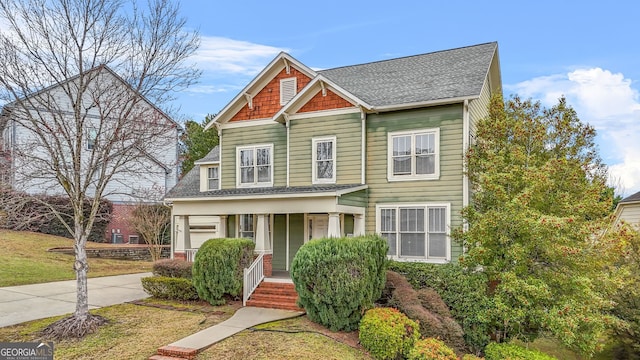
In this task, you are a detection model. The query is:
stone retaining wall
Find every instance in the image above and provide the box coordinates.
[49,245,170,261]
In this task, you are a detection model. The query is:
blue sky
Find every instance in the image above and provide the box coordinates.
[174,1,640,197]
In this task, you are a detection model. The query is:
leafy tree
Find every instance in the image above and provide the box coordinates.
[454,94,626,355]
[0,0,199,339]
[180,114,219,176]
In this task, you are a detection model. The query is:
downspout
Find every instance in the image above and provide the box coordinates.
[284,113,290,187]
[462,100,470,233]
[215,122,222,187]
[360,108,366,184]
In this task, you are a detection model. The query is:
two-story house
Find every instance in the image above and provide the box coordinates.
[166,42,501,277]
[1,65,179,243]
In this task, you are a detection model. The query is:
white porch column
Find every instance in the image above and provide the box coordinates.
[255,214,271,254]
[353,214,365,236]
[218,215,228,238]
[328,212,341,238]
[177,215,191,250]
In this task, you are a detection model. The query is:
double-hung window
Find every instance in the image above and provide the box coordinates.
[87,127,98,150]
[239,214,254,239]
[237,144,273,187]
[312,136,336,184]
[207,166,219,190]
[377,203,450,262]
[388,128,439,181]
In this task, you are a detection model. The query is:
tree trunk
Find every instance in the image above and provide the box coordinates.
[73,228,89,319]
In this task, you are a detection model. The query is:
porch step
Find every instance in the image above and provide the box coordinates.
[246,281,303,311]
[151,345,198,360]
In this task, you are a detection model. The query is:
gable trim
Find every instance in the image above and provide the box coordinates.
[220,118,278,129]
[287,107,360,120]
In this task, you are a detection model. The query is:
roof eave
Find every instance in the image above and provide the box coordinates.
[369,95,479,113]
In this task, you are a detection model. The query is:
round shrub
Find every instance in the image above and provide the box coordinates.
[192,238,255,305]
[359,307,420,360]
[484,342,558,360]
[408,338,457,360]
[290,235,388,331]
[141,276,199,300]
[153,259,193,278]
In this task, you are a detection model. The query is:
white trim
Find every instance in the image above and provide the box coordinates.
[361,109,366,184]
[387,128,440,182]
[312,136,337,184]
[286,213,290,271]
[166,185,369,202]
[462,99,470,212]
[236,143,274,188]
[371,95,477,113]
[220,118,277,129]
[375,202,451,263]
[286,117,290,187]
[206,165,220,191]
[280,77,297,105]
[287,107,360,120]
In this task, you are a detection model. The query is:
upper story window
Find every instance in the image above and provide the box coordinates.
[280,78,297,105]
[87,127,97,150]
[312,136,336,184]
[377,203,450,263]
[387,128,439,181]
[237,144,273,187]
[207,166,219,190]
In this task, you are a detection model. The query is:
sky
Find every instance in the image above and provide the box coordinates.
[173,1,639,197]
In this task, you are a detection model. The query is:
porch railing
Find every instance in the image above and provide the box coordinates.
[243,253,265,306]
[185,248,198,262]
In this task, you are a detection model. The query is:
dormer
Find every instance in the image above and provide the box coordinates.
[195,146,220,192]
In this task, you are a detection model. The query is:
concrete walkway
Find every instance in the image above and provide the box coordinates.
[156,307,304,358]
[0,272,151,327]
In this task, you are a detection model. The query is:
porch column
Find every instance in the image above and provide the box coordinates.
[354,214,365,236]
[255,214,271,254]
[328,212,341,238]
[177,215,191,250]
[218,215,228,238]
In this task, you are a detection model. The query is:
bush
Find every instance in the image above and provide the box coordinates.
[153,259,193,279]
[389,261,493,353]
[290,235,387,331]
[384,270,466,353]
[484,343,558,360]
[0,189,112,242]
[408,338,457,360]
[461,355,484,360]
[141,276,199,301]
[192,238,254,306]
[359,307,420,360]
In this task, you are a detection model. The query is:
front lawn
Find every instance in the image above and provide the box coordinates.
[0,230,152,286]
[0,299,371,359]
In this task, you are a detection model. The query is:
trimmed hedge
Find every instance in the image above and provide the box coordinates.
[408,338,458,360]
[388,261,493,353]
[192,238,254,306]
[0,189,112,242]
[153,259,193,279]
[484,343,558,360]
[359,307,420,360]
[141,276,199,301]
[290,235,388,331]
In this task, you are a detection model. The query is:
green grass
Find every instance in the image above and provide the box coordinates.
[0,300,371,360]
[0,230,152,286]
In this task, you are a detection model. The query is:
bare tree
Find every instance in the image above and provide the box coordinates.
[129,187,171,262]
[0,0,199,338]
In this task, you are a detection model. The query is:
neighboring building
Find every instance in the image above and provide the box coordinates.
[0,66,179,243]
[165,42,502,273]
[614,191,640,230]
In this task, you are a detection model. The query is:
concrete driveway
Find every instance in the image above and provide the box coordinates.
[0,272,151,327]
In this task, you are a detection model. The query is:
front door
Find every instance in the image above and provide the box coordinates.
[308,214,329,241]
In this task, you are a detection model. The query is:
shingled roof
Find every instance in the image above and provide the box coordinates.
[319,42,497,108]
[620,191,640,204]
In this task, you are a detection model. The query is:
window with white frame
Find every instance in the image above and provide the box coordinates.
[207,166,219,190]
[280,78,297,105]
[237,144,273,187]
[377,203,450,262]
[87,127,97,150]
[239,214,254,239]
[388,128,439,181]
[312,136,336,183]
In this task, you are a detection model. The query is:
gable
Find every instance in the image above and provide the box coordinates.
[230,67,312,122]
[298,88,354,113]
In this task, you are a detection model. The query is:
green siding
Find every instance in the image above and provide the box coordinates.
[365,105,465,260]
[272,214,287,270]
[288,214,305,268]
[469,77,491,137]
[338,189,368,207]
[289,112,362,186]
[221,123,287,189]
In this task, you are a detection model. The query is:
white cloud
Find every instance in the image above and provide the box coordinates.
[508,68,640,197]
[190,36,287,75]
